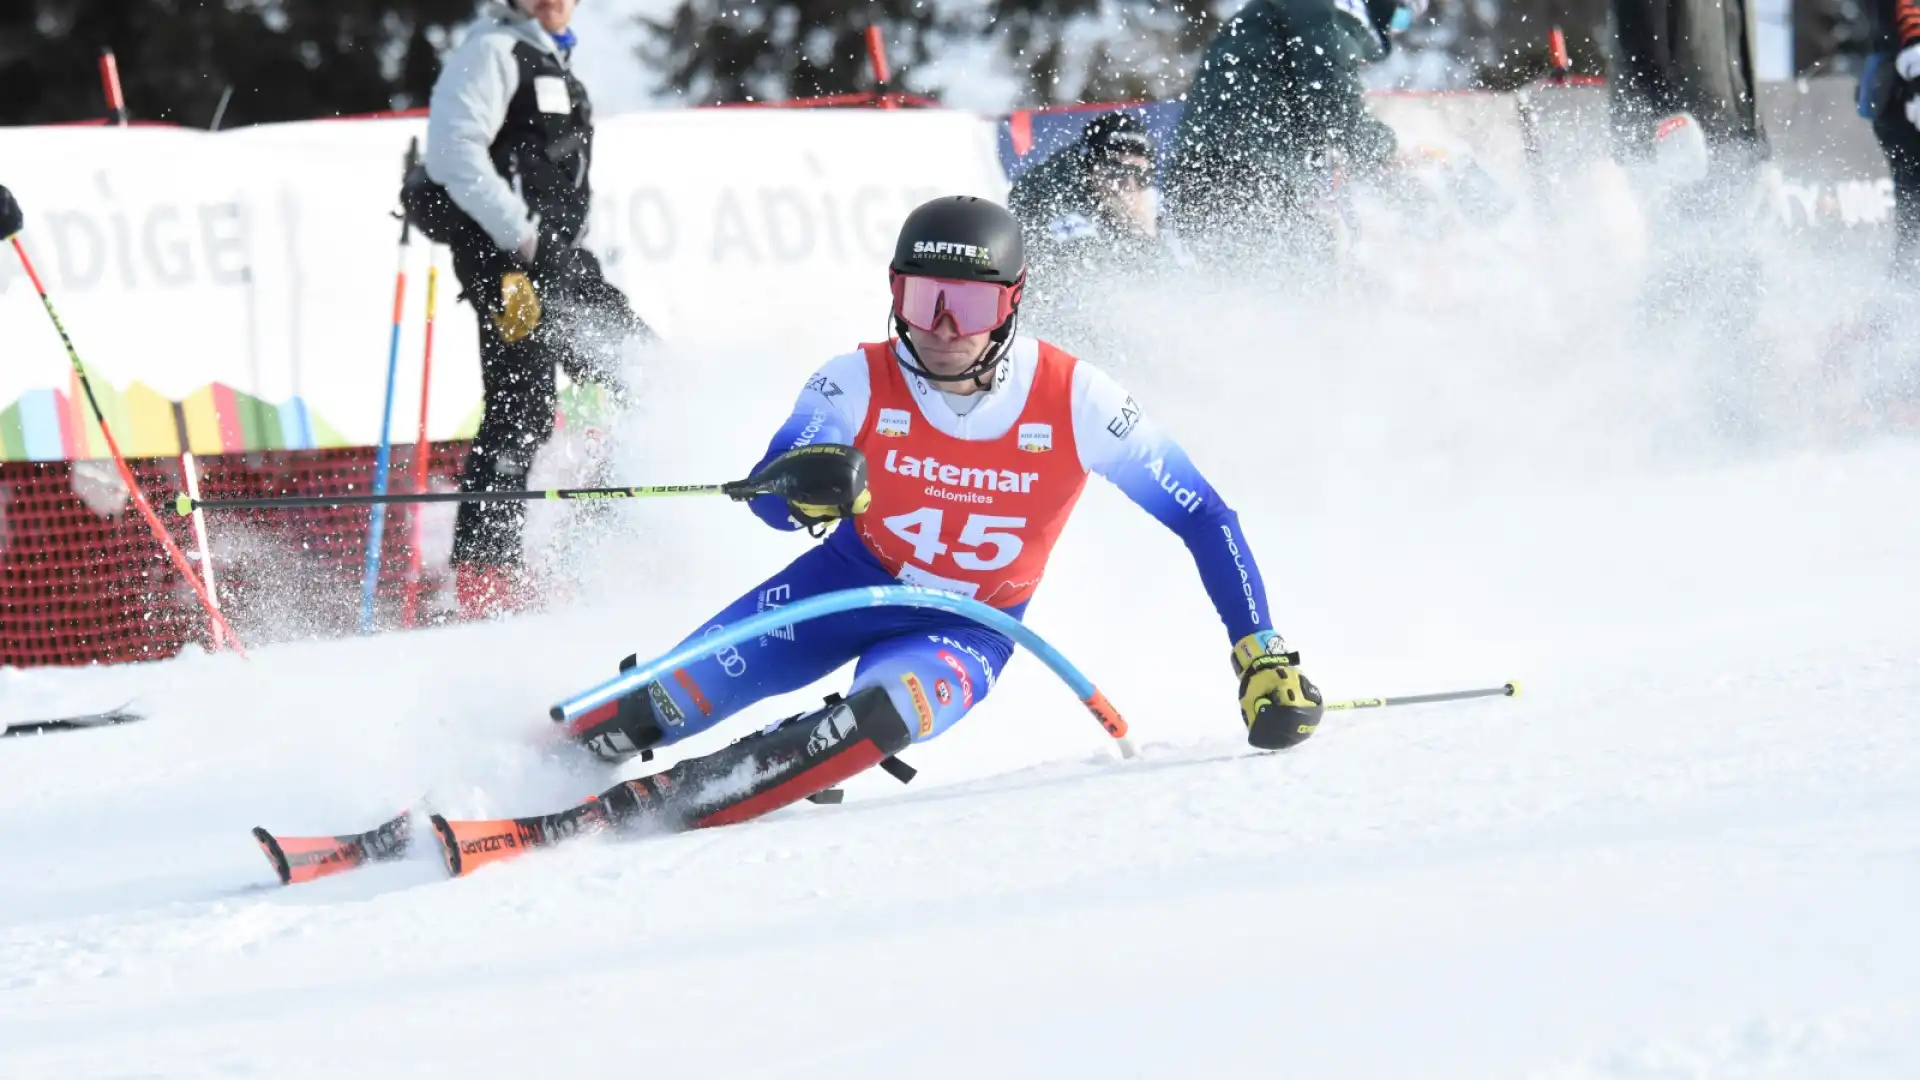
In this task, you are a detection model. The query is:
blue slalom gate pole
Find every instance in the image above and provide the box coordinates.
[359,139,417,633]
[550,585,1136,756]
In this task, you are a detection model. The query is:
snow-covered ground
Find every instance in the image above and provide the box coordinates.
[5,181,1919,1077]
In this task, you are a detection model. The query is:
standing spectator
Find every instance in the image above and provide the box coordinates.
[1608,0,1771,183]
[1607,0,1782,437]
[1009,112,1163,278]
[1863,0,1920,275]
[1161,0,1423,268]
[412,0,650,618]
[1008,111,1171,338]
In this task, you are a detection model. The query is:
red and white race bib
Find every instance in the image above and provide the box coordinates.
[853,341,1089,608]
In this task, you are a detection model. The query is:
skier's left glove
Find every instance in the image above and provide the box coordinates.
[1232,631,1323,750]
[728,443,871,533]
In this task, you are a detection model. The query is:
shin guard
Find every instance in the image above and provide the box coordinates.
[611,683,912,831]
[433,686,912,877]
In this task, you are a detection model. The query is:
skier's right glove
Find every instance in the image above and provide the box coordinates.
[0,185,22,241]
[1232,631,1324,750]
[728,444,871,533]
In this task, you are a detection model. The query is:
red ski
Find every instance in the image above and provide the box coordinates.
[252,810,413,886]
[430,781,649,878]
[431,685,914,878]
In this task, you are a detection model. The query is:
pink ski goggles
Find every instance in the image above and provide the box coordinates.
[890,274,1019,336]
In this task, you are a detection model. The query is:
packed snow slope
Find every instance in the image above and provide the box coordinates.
[6,211,1920,1079]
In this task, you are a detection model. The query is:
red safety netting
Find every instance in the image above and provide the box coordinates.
[0,443,469,668]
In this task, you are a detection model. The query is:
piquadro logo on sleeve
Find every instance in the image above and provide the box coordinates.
[876,408,912,437]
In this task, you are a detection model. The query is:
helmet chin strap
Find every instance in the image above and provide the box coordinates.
[893,312,1018,391]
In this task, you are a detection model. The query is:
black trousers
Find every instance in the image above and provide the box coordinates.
[1873,88,1920,275]
[448,238,645,568]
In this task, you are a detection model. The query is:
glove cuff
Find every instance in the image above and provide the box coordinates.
[1898,43,1920,82]
[1231,630,1296,677]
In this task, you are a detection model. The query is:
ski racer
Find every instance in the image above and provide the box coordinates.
[548,196,1324,833]
[1864,0,1920,275]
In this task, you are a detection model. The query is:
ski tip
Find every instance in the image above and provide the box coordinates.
[430,813,534,879]
[252,826,293,887]
[429,814,462,878]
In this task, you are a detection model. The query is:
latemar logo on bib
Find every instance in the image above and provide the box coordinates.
[885,449,1037,494]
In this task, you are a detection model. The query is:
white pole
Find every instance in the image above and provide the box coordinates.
[180,452,226,652]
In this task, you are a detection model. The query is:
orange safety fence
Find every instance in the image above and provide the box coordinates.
[0,443,469,667]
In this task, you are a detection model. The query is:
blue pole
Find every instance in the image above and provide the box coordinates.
[550,585,1134,753]
[360,185,414,633]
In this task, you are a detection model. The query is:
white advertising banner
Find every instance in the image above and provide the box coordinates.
[0,109,1007,460]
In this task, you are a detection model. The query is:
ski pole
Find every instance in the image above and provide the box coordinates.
[181,445,864,516]
[178,482,734,516]
[402,246,441,630]
[359,137,418,633]
[10,234,248,657]
[1324,681,1520,712]
[4,704,144,738]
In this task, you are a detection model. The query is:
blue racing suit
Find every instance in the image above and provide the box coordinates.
[637,337,1280,745]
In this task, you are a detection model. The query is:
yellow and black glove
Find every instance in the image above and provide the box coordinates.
[1231,631,1323,750]
[492,269,542,343]
[725,444,871,535]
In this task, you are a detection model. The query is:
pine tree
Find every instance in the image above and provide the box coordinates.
[635,0,956,104]
[984,0,1225,104]
[0,0,478,129]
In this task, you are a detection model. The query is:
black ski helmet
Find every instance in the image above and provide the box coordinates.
[888,196,1026,385]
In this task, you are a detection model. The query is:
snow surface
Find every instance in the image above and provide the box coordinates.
[5,167,1920,1077]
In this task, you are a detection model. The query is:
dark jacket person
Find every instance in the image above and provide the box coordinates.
[1163,0,1419,256]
